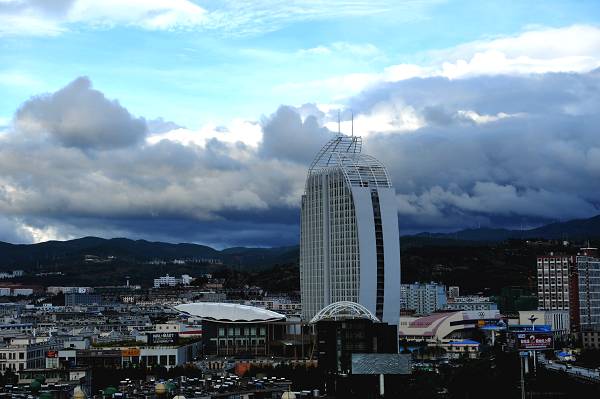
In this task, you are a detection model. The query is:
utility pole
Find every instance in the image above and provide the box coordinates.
[520,351,528,399]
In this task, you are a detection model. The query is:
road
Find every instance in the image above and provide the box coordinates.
[538,353,600,381]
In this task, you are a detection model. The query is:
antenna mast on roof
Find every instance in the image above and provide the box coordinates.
[351,110,354,137]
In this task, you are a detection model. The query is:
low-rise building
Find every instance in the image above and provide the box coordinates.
[439,339,480,359]
[65,293,103,306]
[515,310,570,342]
[0,337,57,372]
[175,302,286,357]
[153,274,194,288]
[446,296,498,311]
[398,310,501,343]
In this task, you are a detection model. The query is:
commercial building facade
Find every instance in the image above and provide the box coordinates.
[398,310,502,342]
[300,134,401,324]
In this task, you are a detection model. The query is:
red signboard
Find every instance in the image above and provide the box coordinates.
[46,350,58,358]
[515,332,554,350]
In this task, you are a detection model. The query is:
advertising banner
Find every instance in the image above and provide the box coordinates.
[46,350,58,358]
[351,354,411,375]
[147,332,179,345]
[515,332,553,350]
[121,348,141,357]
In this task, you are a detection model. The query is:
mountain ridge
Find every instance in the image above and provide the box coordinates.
[1,214,599,268]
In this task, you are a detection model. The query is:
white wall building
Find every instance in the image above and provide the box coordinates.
[47,287,93,295]
[400,282,447,316]
[0,337,55,372]
[299,134,401,324]
[153,274,194,288]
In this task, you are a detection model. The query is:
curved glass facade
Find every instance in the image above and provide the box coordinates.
[300,134,401,325]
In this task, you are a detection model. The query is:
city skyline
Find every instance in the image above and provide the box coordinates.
[1,1,600,247]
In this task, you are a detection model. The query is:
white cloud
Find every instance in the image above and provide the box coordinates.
[0,14,64,36]
[423,25,600,79]
[147,119,263,148]
[456,110,522,124]
[324,102,425,135]
[199,1,424,37]
[282,24,600,103]
[0,0,206,36]
[0,0,439,37]
[298,42,380,57]
[19,222,75,243]
[67,0,206,30]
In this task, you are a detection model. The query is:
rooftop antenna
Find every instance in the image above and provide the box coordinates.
[351,110,354,137]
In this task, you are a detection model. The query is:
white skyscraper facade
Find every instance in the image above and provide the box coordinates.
[300,134,401,324]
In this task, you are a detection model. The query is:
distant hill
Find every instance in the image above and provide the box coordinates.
[0,237,297,270]
[2,214,599,271]
[416,214,600,242]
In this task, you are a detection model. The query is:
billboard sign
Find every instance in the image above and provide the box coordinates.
[121,348,141,357]
[515,332,553,350]
[147,332,179,346]
[351,354,411,375]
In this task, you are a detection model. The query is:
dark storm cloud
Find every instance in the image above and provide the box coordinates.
[357,70,600,231]
[260,105,331,163]
[2,69,600,245]
[0,78,306,244]
[15,76,147,150]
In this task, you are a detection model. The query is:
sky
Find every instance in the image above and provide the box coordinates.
[1,0,600,247]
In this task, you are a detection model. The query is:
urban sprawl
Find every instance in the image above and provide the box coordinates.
[0,135,599,398]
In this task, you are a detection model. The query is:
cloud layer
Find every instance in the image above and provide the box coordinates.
[1,24,600,245]
[15,77,146,150]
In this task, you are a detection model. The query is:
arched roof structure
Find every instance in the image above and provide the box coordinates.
[174,303,285,323]
[309,301,380,324]
[307,134,391,189]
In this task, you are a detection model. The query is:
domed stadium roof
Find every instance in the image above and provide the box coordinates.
[174,302,286,323]
[309,301,380,324]
[307,134,391,189]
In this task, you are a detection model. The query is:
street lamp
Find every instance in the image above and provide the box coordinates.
[155,382,167,397]
[528,315,538,331]
[73,386,86,399]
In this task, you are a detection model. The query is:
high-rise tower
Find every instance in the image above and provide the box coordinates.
[300,134,401,324]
